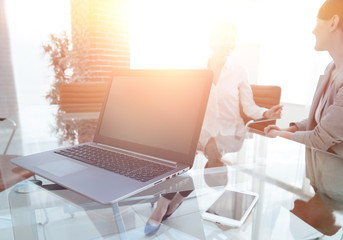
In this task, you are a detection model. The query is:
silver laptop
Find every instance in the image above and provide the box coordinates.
[12,69,212,204]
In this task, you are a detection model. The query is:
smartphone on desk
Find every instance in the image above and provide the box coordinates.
[202,189,259,227]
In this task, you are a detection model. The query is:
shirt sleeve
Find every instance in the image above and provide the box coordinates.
[239,71,268,120]
[290,119,308,131]
[291,87,343,151]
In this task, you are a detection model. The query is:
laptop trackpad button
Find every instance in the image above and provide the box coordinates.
[38,160,87,177]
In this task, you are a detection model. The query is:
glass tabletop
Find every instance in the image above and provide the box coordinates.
[1,104,343,239]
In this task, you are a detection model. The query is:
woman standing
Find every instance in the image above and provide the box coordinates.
[265,0,343,202]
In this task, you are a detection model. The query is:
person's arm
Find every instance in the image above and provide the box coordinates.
[239,73,283,120]
[239,75,266,119]
[263,105,283,119]
[264,124,299,139]
[266,87,343,151]
[292,92,343,150]
[282,83,343,151]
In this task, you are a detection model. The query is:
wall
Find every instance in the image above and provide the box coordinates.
[0,0,17,117]
[70,0,130,82]
[277,102,310,129]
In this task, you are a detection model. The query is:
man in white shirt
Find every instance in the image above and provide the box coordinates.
[199,22,282,166]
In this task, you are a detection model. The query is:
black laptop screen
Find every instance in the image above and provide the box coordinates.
[95,70,212,167]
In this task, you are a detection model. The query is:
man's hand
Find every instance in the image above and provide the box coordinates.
[263,105,283,119]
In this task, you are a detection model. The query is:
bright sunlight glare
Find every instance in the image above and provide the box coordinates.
[129,0,263,69]
[130,0,330,105]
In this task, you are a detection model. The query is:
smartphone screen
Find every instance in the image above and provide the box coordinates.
[206,190,257,221]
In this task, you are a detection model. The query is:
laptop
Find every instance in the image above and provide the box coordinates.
[12,69,212,204]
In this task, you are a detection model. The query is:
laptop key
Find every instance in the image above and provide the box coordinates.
[55,145,173,182]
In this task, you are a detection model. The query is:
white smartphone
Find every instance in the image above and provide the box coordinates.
[202,189,259,227]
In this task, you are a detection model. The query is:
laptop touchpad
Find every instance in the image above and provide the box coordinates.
[38,160,87,177]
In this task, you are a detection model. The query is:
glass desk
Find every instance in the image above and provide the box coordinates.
[1,104,343,239]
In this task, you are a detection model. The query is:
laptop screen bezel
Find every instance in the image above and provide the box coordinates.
[93,69,212,168]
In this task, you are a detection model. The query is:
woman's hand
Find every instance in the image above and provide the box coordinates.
[263,105,283,119]
[264,125,281,138]
[264,125,293,140]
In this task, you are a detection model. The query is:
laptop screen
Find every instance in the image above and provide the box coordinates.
[94,70,212,167]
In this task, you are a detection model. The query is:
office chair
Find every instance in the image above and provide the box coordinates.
[57,82,107,144]
[59,82,107,113]
[0,118,33,192]
[240,85,282,133]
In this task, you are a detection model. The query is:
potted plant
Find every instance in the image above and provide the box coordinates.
[43,31,96,145]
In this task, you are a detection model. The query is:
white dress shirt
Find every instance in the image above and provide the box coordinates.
[199,57,267,154]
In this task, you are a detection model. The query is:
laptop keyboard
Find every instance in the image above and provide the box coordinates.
[54,145,173,182]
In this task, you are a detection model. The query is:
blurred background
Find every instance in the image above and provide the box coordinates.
[1,0,330,154]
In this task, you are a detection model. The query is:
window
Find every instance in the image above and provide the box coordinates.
[130,0,330,105]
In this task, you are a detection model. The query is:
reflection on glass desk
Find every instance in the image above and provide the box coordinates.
[1,104,343,239]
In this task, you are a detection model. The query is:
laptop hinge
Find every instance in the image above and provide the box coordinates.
[96,143,178,167]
